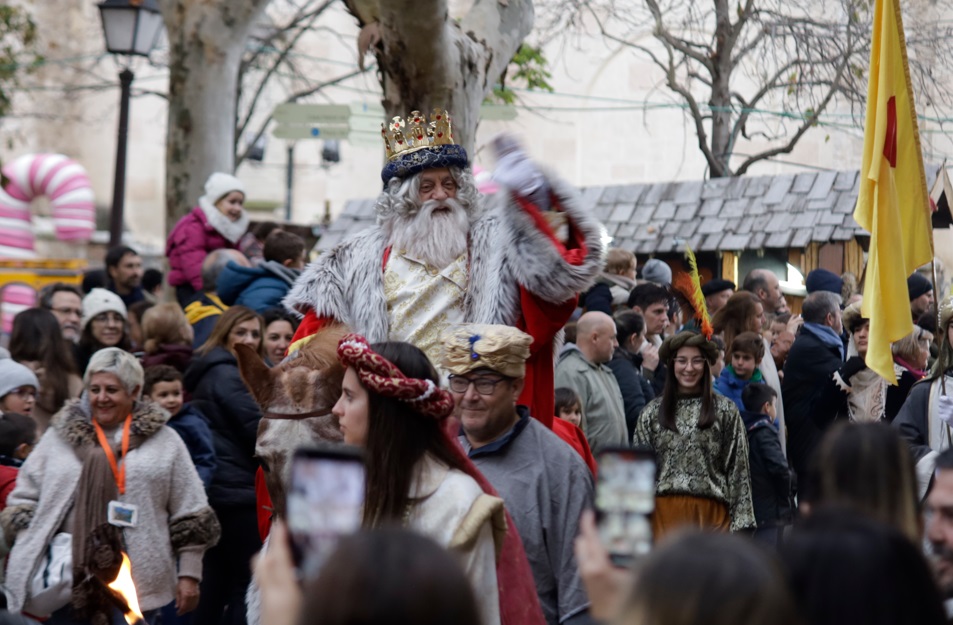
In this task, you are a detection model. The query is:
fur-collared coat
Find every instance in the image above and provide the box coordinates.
[283,173,605,424]
[0,399,220,613]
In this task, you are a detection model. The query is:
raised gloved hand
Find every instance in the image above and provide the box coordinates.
[491,132,551,211]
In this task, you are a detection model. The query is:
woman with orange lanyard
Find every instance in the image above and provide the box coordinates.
[1,348,220,624]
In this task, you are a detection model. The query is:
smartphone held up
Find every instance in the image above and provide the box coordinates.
[286,446,366,579]
[595,446,656,566]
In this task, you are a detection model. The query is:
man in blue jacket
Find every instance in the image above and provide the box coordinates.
[216,230,306,313]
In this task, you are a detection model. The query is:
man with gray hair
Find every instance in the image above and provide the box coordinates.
[781,291,845,480]
[284,113,604,423]
[185,249,250,349]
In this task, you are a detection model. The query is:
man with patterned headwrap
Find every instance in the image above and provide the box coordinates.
[284,110,605,425]
[444,323,594,625]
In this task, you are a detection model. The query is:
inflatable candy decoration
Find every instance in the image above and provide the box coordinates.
[0,153,96,258]
[0,283,37,334]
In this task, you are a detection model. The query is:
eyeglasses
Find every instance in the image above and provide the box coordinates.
[92,312,124,325]
[448,375,507,395]
[50,306,82,317]
[673,358,707,368]
[8,387,36,399]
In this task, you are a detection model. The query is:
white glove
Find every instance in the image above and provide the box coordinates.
[491,133,551,210]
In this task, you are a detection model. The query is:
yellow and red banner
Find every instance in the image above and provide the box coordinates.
[854,0,933,383]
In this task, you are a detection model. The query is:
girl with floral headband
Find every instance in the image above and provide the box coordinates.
[332,334,545,625]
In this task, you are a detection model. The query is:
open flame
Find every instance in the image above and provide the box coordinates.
[107,552,144,625]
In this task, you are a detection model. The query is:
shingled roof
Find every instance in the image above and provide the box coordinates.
[317,167,938,254]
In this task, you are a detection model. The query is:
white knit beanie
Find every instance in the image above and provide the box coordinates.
[81,288,128,330]
[0,359,39,399]
[202,172,245,205]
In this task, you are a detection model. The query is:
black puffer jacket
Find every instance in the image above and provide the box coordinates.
[742,411,794,528]
[184,346,262,508]
[607,348,655,440]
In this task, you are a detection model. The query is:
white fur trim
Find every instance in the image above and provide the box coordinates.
[284,169,604,340]
[411,379,437,402]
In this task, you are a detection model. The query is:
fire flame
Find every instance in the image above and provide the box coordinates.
[107,552,144,625]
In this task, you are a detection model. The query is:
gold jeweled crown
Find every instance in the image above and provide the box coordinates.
[381,108,456,161]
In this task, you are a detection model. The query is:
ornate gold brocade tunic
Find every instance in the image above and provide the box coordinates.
[383,251,467,365]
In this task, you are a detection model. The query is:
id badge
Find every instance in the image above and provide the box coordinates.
[107,500,139,528]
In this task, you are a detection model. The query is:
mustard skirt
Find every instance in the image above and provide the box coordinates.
[651,494,730,542]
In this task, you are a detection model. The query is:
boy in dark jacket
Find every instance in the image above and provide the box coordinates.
[741,383,794,546]
[216,229,306,313]
[144,365,217,489]
[715,331,765,411]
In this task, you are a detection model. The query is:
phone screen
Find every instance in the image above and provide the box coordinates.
[595,446,656,566]
[286,447,366,578]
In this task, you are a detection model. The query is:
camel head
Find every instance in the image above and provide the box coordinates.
[235,324,348,518]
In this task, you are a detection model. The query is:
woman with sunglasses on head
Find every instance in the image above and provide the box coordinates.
[633,331,755,540]
[331,335,545,625]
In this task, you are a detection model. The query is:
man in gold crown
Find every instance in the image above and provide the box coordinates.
[284,109,605,425]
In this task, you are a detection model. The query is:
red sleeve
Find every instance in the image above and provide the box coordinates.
[516,287,577,430]
[510,195,591,428]
[514,194,589,266]
[255,467,273,541]
[288,310,335,355]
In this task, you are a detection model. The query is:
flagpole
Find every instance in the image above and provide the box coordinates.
[931,162,945,346]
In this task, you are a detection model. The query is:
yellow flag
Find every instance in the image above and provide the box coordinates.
[853,0,933,384]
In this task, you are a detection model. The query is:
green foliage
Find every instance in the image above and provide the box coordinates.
[489,44,554,105]
[0,5,43,118]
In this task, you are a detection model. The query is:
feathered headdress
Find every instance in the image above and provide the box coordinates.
[672,245,714,340]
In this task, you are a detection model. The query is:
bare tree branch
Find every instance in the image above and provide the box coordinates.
[235,0,333,144]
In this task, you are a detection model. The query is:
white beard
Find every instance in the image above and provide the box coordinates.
[387,198,470,269]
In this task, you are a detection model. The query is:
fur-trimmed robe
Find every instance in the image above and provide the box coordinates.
[284,173,605,426]
[0,399,220,614]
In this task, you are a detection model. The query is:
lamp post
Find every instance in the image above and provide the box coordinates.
[97,0,163,248]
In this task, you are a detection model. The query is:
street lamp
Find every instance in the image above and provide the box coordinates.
[97,0,163,247]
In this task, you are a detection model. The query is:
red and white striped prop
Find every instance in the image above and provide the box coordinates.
[0,153,96,258]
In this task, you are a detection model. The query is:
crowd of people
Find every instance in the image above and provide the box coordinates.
[0,121,951,625]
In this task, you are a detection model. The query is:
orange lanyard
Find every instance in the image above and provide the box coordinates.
[92,415,132,495]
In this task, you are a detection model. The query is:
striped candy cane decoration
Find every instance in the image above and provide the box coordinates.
[0,283,37,334]
[0,153,96,258]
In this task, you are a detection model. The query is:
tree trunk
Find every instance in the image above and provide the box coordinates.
[347,0,534,155]
[708,0,734,177]
[158,0,270,231]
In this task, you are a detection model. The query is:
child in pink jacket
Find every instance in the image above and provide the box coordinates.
[166,173,249,306]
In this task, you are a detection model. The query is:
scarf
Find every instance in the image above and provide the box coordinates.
[844,367,886,423]
[802,322,846,360]
[70,413,149,625]
[198,196,249,244]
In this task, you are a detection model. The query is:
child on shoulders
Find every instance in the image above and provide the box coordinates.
[715,331,765,411]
